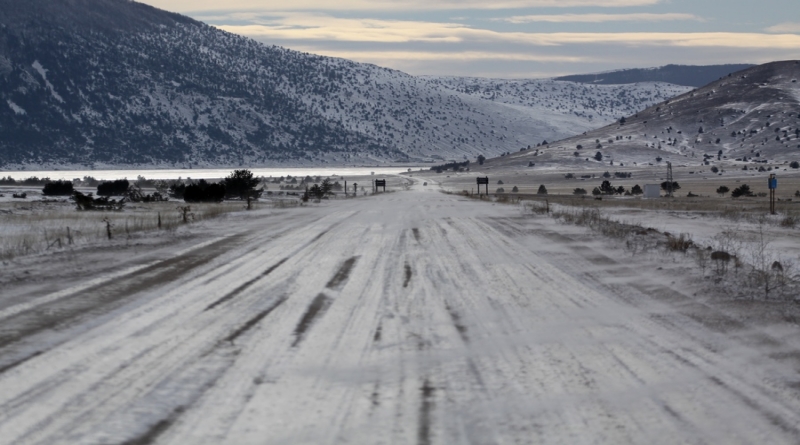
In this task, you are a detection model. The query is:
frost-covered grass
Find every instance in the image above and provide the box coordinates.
[450,185,800,300]
[518,197,800,301]
[0,200,266,260]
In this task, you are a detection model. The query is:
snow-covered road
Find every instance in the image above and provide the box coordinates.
[2,183,800,444]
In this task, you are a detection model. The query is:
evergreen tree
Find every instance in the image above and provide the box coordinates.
[223,169,260,198]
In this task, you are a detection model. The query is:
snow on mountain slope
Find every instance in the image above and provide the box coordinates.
[425,77,691,129]
[485,61,800,171]
[0,0,692,169]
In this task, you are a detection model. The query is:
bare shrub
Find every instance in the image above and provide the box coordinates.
[745,225,793,299]
[695,248,709,277]
[780,214,797,228]
[527,201,550,215]
[711,227,743,260]
[624,233,656,257]
[708,227,743,278]
[719,207,744,222]
[665,233,693,253]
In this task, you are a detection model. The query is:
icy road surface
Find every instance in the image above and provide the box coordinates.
[2,182,800,444]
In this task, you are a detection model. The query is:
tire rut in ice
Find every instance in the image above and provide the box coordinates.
[445,303,468,343]
[118,405,185,445]
[0,235,245,353]
[224,297,287,343]
[417,379,436,445]
[0,350,43,375]
[293,239,361,347]
[205,257,289,311]
[292,293,333,347]
[403,262,413,288]
[325,256,359,290]
[707,375,800,436]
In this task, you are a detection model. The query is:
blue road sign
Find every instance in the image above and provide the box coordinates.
[769,178,777,190]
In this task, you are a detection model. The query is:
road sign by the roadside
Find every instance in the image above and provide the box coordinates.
[476,176,489,195]
[375,179,386,192]
[769,174,777,215]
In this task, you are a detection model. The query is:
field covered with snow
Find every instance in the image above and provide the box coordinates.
[3,177,800,443]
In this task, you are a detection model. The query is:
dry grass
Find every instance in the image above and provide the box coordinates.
[512,194,800,228]
[665,233,694,253]
[537,200,799,300]
[0,200,274,260]
[780,213,798,228]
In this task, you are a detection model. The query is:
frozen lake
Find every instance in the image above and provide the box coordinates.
[0,166,422,181]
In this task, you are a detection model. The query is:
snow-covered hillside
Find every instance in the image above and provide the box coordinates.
[0,0,692,169]
[486,61,800,171]
[425,77,690,126]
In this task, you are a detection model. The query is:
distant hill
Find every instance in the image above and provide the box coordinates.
[555,64,755,87]
[488,61,800,169]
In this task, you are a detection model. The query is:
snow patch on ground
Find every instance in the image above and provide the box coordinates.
[6,100,26,115]
[31,60,64,103]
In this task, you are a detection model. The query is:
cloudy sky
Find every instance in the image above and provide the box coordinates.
[138,0,800,78]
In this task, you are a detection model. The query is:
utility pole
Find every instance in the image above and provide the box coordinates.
[666,161,674,198]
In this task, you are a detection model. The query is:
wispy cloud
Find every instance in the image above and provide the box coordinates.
[499,13,704,24]
[217,15,467,43]
[290,49,588,63]
[138,0,800,78]
[765,22,800,33]
[217,15,800,49]
[144,0,661,13]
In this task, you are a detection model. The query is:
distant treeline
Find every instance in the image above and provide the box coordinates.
[0,176,53,186]
[1,175,116,187]
[431,160,470,173]
[6,169,267,204]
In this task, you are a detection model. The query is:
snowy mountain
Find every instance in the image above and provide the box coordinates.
[555,64,755,88]
[486,61,800,170]
[0,0,691,169]
[424,77,688,125]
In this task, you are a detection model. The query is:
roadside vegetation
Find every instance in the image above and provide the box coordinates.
[0,201,246,260]
[0,170,398,261]
[1,169,277,261]
[447,187,800,301]
[524,199,800,301]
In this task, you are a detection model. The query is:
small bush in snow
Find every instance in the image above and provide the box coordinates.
[97,179,130,196]
[42,180,74,196]
[731,184,753,198]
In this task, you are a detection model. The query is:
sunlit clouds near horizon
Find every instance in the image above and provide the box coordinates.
[138,0,800,78]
